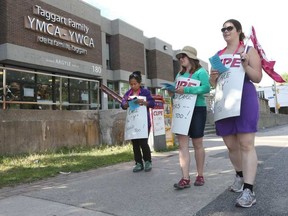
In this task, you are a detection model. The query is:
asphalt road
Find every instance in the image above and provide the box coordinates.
[0,125,287,216]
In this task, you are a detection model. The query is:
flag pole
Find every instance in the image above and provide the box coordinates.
[243,26,252,53]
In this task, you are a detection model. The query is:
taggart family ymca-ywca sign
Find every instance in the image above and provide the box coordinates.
[24,5,95,55]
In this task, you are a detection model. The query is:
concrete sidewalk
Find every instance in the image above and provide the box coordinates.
[0,125,287,216]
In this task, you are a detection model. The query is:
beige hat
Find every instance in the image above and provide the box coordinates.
[176,46,198,60]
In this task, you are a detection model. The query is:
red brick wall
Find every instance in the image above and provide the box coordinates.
[146,49,174,81]
[0,1,8,43]
[110,34,145,73]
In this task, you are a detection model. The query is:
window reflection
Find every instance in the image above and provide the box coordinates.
[90,82,99,109]
[0,67,100,110]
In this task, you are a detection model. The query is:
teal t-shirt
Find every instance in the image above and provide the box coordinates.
[175,67,210,106]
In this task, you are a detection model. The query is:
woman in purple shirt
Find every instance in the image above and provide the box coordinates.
[121,71,155,172]
[210,19,262,208]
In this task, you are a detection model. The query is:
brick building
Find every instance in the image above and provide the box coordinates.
[0,0,208,110]
[0,0,208,154]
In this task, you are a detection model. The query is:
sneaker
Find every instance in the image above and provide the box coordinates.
[133,163,143,172]
[229,174,244,192]
[174,178,191,189]
[235,188,256,208]
[144,161,152,172]
[194,176,205,186]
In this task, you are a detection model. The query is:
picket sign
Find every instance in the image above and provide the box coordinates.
[213,54,245,122]
[152,109,165,136]
[124,96,148,140]
[171,77,200,135]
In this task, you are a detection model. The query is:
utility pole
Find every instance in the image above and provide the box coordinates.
[272,81,279,114]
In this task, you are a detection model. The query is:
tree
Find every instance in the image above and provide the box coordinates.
[281,73,288,83]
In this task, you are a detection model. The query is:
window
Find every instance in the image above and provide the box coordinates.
[0,67,100,110]
[90,82,99,110]
[36,74,54,110]
[107,81,120,109]
[105,34,111,69]
[145,49,151,78]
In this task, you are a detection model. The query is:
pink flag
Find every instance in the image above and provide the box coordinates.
[250,26,285,83]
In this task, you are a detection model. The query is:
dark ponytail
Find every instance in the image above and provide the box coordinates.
[129,71,142,83]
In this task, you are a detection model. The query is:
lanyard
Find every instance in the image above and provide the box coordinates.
[218,41,244,56]
[176,71,193,84]
[128,88,140,96]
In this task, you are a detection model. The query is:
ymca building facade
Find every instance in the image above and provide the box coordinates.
[0,0,208,154]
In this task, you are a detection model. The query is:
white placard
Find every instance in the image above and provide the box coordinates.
[213,54,245,122]
[124,96,148,140]
[171,78,200,135]
[152,109,165,136]
[23,88,34,97]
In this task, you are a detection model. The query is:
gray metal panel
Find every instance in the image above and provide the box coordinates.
[112,69,151,87]
[146,37,173,55]
[111,19,144,44]
[105,70,114,80]
[200,59,209,71]
[113,70,131,81]
[0,43,102,77]
[101,17,113,35]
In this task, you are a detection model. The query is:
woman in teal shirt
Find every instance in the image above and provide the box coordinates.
[171,46,210,189]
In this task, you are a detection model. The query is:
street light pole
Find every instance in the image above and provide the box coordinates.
[272,81,279,114]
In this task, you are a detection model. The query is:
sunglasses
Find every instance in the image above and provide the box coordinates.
[221,26,234,33]
[130,73,139,80]
[177,54,187,60]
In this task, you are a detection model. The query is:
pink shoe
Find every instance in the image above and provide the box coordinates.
[194,176,205,186]
[174,178,191,189]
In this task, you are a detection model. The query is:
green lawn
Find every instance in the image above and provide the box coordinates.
[0,145,134,188]
[0,144,178,189]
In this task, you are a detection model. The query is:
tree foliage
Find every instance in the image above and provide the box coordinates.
[281,73,288,83]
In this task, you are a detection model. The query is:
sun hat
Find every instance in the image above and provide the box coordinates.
[176,46,198,60]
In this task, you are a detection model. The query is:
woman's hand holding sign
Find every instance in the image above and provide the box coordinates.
[175,86,184,95]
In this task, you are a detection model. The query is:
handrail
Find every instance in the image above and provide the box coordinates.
[100,84,122,103]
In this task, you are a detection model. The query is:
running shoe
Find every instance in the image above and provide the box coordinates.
[144,161,152,172]
[229,174,244,192]
[133,163,143,172]
[236,188,256,208]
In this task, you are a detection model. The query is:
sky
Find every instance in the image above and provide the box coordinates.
[83,0,287,86]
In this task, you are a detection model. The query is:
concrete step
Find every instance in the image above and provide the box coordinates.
[173,123,216,147]
[204,123,216,135]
